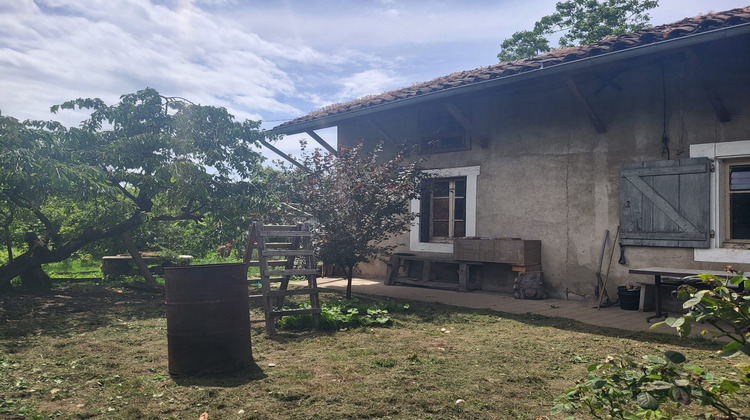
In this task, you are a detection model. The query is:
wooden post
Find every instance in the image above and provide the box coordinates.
[122,232,156,285]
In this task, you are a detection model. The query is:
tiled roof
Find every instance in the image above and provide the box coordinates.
[273,6,750,133]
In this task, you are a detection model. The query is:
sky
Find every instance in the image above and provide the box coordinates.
[1,0,748,164]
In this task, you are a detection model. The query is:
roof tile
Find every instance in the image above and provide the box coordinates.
[273,6,750,131]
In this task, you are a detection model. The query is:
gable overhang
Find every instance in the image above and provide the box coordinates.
[270,22,750,136]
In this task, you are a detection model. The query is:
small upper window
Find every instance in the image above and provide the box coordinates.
[725,160,750,244]
[419,107,469,153]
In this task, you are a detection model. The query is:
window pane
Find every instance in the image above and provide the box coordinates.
[433,181,450,197]
[454,198,466,220]
[454,221,466,238]
[454,179,466,197]
[432,198,449,219]
[730,165,750,191]
[432,221,449,237]
[730,193,750,239]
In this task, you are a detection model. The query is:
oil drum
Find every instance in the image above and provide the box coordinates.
[165,263,251,374]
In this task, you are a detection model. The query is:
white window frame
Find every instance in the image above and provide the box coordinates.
[410,165,480,253]
[691,140,750,263]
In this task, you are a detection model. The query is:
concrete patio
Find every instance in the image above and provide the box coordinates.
[316,276,700,337]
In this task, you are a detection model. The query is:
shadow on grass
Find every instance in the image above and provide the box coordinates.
[0,283,166,350]
[170,360,268,387]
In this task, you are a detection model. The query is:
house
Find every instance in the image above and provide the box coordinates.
[270,7,750,299]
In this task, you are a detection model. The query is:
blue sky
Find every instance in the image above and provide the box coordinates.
[1,0,747,163]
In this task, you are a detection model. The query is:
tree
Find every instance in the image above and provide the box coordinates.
[0,89,268,290]
[280,142,427,299]
[498,0,659,62]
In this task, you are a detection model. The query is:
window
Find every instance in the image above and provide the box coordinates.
[691,140,750,263]
[410,166,479,254]
[419,107,469,153]
[425,177,466,241]
[724,160,750,245]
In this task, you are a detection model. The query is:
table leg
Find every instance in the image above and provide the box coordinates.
[646,274,667,322]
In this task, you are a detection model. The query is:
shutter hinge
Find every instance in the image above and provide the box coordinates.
[710,230,715,238]
[710,162,715,172]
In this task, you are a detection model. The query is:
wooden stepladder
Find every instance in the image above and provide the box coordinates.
[244,221,321,334]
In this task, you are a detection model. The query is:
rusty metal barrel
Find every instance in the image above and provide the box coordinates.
[164,263,251,374]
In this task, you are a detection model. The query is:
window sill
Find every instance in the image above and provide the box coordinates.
[694,247,750,264]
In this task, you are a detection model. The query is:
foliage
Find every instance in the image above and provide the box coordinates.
[552,351,746,419]
[277,298,409,331]
[498,0,659,62]
[0,89,272,289]
[279,141,427,298]
[652,268,750,358]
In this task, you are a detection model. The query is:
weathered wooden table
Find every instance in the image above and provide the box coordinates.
[629,266,742,322]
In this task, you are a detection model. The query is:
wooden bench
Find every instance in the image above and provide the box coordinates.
[629,266,744,322]
[385,254,483,292]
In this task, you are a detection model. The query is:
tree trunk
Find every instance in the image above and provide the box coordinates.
[3,225,11,261]
[0,213,145,292]
[346,265,354,299]
[20,264,52,290]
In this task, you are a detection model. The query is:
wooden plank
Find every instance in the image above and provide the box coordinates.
[511,264,542,272]
[458,263,468,292]
[564,76,606,134]
[246,260,287,267]
[263,269,318,276]
[261,249,314,257]
[306,130,338,156]
[121,232,156,285]
[453,239,541,265]
[442,102,489,148]
[365,118,397,145]
[259,230,311,237]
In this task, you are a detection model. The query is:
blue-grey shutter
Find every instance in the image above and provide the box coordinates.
[620,157,711,248]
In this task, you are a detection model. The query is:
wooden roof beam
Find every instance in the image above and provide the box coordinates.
[306,130,338,156]
[565,77,607,134]
[364,118,398,145]
[441,102,490,148]
[684,49,731,123]
[259,136,310,172]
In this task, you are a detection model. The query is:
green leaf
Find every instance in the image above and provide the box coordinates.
[642,355,666,365]
[670,386,691,405]
[636,392,660,410]
[663,351,686,364]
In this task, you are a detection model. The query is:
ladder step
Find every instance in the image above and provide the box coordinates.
[261,250,314,257]
[263,269,318,276]
[270,308,322,318]
[259,231,311,237]
[266,288,319,297]
[265,242,292,249]
[248,277,286,283]
[247,260,287,267]
[262,225,302,231]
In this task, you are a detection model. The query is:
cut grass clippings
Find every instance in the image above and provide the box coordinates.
[0,285,748,419]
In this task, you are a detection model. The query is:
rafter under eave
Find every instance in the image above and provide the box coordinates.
[441,102,490,148]
[306,131,338,156]
[564,77,607,134]
[684,49,731,123]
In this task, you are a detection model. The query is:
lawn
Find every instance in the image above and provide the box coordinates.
[0,282,747,419]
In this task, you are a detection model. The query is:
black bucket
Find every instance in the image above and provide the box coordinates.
[165,263,251,375]
[617,286,640,311]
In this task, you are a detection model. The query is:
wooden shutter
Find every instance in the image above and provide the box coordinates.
[620,157,711,248]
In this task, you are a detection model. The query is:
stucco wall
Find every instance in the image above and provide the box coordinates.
[335,39,750,298]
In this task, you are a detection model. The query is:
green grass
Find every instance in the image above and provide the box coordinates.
[1,284,748,419]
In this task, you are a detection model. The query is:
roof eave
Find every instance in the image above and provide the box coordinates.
[270,22,750,136]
